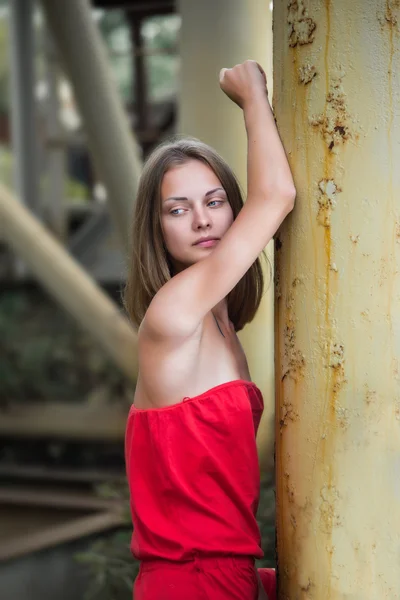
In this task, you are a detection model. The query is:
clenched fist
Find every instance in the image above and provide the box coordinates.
[219,60,268,109]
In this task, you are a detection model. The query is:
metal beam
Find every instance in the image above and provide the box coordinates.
[0,181,138,384]
[9,0,39,214]
[41,0,143,254]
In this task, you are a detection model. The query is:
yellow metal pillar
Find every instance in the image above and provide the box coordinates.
[274,1,400,597]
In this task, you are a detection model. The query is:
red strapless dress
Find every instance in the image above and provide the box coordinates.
[125,379,274,599]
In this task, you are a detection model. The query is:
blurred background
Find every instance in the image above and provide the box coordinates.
[0,1,275,599]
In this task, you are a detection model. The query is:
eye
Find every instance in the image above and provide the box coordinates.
[170,207,185,215]
[207,199,224,208]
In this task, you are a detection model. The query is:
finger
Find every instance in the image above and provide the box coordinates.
[255,62,267,86]
[219,67,228,83]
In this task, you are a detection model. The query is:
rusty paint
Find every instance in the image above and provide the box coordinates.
[276,0,400,595]
[300,578,312,592]
[298,63,317,84]
[317,178,341,228]
[329,343,348,399]
[311,76,352,152]
[282,283,306,385]
[287,0,317,47]
[385,0,400,27]
[282,324,306,383]
[319,482,341,534]
[361,309,371,321]
[280,399,300,429]
[365,386,377,405]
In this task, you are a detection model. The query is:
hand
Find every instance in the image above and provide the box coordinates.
[219,60,268,110]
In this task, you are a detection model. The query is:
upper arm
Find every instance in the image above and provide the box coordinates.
[145,193,294,338]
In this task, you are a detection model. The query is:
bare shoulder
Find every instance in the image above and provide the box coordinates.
[135,314,204,409]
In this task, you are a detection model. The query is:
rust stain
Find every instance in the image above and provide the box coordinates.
[295,49,320,330]
[384,0,400,27]
[287,0,316,47]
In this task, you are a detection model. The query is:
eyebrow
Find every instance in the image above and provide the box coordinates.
[164,187,225,203]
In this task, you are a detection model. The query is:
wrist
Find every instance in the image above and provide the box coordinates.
[242,89,270,112]
[243,94,274,131]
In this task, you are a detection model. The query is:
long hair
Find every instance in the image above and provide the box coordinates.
[124,137,271,332]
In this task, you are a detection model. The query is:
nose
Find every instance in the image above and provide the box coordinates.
[192,206,211,230]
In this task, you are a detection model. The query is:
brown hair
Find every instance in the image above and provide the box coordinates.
[124,137,271,332]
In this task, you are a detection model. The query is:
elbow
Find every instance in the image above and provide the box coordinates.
[277,183,296,213]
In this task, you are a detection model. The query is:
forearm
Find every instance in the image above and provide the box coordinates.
[243,93,295,203]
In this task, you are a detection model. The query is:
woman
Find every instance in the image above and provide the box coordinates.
[124,61,295,599]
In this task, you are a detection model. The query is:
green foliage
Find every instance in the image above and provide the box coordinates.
[75,481,138,600]
[257,472,276,569]
[76,530,138,600]
[142,15,180,102]
[0,289,133,404]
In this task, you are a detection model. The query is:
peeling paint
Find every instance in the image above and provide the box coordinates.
[287,0,316,47]
[298,63,317,84]
[282,324,306,382]
[282,288,306,384]
[396,222,400,242]
[329,343,348,396]
[300,578,313,592]
[311,73,353,152]
[365,385,377,405]
[319,484,341,534]
[329,343,344,369]
[280,399,300,429]
[317,178,341,227]
[335,405,350,429]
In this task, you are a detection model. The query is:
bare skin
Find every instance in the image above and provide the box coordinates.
[134,60,295,410]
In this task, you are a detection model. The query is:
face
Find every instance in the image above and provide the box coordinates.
[160,159,234,272]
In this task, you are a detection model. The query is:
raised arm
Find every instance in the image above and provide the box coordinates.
[145,61,295,338]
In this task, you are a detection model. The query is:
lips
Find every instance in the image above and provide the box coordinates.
[194,238,219,247]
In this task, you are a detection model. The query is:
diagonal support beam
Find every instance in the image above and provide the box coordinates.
[0,182,137,382]
[41,0,143,254]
